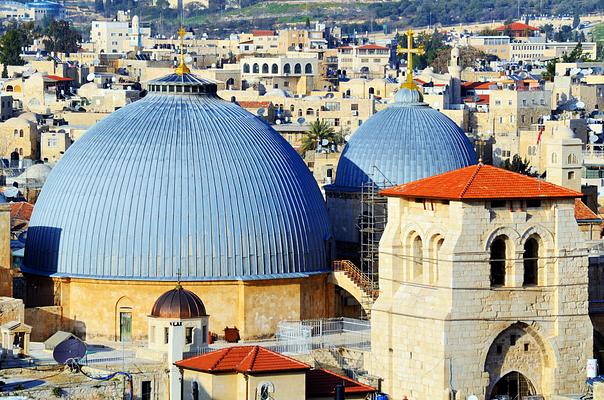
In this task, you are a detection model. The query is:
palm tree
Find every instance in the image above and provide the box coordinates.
[300,120,336,155]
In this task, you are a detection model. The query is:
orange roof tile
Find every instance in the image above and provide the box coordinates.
[380,164,582,200]
[238,101,272,109]
[10,202,33,222]
[175,346,311,374]
[252,30,275,37]
[47,75,73,82]
[495,22,539,32]
[575,199,601,222]
[306,369,376,397]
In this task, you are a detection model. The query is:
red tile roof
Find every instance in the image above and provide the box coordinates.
[175,346,311,374]
[358,44,388,50]
[252,30,275,37]
[495,22,539,32]
[575,199,601,222]
[10,202,33,222]
[46,75,73,82]
[462,81,497,90]
[306,369,376,397]
[238,101,272,109]
[380,164,582,200]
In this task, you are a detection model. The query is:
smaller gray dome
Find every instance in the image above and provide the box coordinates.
[151,286,207,319]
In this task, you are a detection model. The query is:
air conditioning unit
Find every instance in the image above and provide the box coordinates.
[351,110,358,116]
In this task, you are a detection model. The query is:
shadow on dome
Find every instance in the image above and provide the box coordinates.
[23,226,62,275]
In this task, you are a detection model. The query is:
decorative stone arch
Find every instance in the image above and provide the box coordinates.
[243,63,250,73]
[426,232,446,284]
[115,296,134,342]
[400,225,425,282]
[262,63,269,74]
[271,63,278,74]
[294,63,302,74]
[520,225,555,286]
[482,321,557,399]
[483,226,521,252]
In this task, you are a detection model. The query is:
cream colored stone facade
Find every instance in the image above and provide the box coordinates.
[371,194,592,399]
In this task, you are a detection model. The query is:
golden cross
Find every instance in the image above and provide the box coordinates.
[175,26,190,76]
[396,29,424,88]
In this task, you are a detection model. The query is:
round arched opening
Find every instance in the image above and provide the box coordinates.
[490,371,536,399]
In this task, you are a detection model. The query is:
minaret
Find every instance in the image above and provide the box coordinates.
[448,46,462,105]
[168,321,184,400]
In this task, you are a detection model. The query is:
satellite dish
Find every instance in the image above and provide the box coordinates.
[576,101,585,110]
[53,337,87,365]
[321,138,329,146]
[275,119,281,124]
[86,73,95,82]
[297,117,305,125]
[590,134,599,143]
[185,55,193,63]
[344,134,351,142]
[257,107,265,116]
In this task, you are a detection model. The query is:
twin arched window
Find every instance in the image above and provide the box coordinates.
[490,235,540,287]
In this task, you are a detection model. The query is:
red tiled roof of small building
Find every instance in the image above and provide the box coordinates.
[495,22,539,32]
[252,30,275,37]
[305,368,376,397]
[175,346,311,374]
[46,75,73,82]
[575,199,602,222]
[10,202,33,222]
[380,164,582,200]
[238,101,273,109]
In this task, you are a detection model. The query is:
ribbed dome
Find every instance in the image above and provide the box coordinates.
[24,73,332,280]
[332,100,477,190]
[151,286,207,319]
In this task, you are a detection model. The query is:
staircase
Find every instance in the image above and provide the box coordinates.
[332,260,379,318]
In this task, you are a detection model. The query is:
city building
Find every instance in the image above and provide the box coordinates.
[337,44,390,79]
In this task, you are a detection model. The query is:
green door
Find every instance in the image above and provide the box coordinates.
[120,312,132,342]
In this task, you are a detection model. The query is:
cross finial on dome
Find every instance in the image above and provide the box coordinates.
[396,29,424,90]
[175,26,191,76]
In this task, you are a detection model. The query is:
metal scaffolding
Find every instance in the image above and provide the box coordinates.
[358,166,392,288]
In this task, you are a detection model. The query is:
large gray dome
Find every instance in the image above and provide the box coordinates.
[24,73,333,281]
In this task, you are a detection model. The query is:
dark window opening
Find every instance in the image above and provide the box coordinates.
[523,237,539,286]
[490,238,507,287]
[526,200,541,208]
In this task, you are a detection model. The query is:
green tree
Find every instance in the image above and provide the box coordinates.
[0,28,28,67]
[43,20,81,54]
[300,120,337,155]
[501,154,537,176]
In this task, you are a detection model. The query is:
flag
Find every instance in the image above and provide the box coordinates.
[536,126,544,145]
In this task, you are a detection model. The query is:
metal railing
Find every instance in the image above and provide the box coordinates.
[333,260,379,300]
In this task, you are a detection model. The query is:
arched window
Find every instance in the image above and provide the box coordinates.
[294,63,302,74]
[572,154,577,164]
[551,152,557,164]
[13,129,18,137]
[5,85,13,92]
[262,63,269,74]
[567,154,572,164]
[252,63,259,73]
[283,63,291,74]
[368,87,375,95]
[306,108,314,116]
[523,237,539,286]
[490,237,507,286]
[412,235,423,280]
[305,63,313,74]
[290,104,295,112]
[243,63,250,73]
[192,381,199,400]
[19,129,23,137]
[271,64,278,74]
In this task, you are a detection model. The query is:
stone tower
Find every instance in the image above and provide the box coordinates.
[370,164,592,400]
[448,46,462,104]
[544,125,583,192]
